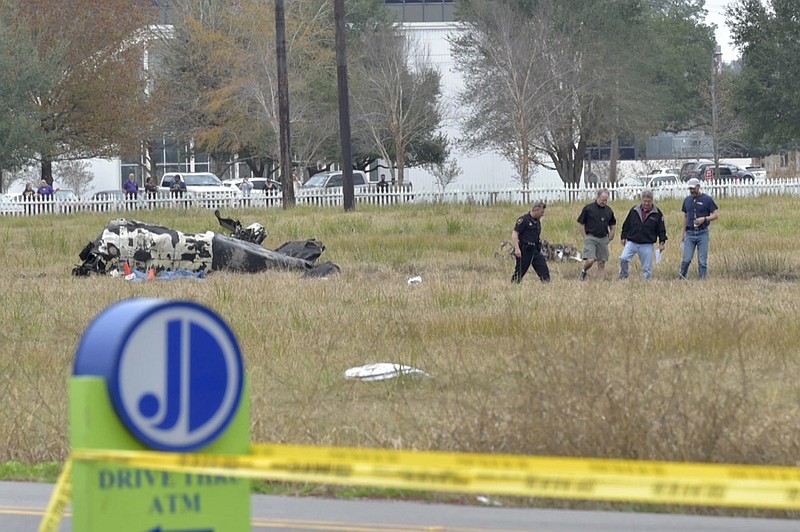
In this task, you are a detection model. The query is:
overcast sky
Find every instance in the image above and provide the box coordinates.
[705,0,738,61]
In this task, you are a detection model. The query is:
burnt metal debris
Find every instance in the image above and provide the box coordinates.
[73,213,340,277]
[496,240,581,262]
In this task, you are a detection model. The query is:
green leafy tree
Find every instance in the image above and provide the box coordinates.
[0,5,53,187]
[727,0,800,150]
[641,1,716,132]
[1,0,156,184]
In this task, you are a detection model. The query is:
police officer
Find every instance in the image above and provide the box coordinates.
[511,201,550,283]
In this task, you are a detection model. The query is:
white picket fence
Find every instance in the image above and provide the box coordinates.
[3,179,800,217]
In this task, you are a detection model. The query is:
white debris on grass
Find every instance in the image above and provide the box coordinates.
[344,363,431,382]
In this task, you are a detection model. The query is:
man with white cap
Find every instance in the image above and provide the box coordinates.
[680,178,720,279]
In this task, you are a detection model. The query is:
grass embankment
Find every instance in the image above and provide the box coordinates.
[0,198,798,515]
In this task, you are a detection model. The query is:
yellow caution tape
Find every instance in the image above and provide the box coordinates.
[38,458,72,532]
[62,444,800,510]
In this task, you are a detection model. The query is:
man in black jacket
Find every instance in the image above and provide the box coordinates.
[619,190,667,280]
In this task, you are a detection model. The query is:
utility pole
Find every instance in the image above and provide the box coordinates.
[275,0,294,207]
[711,46,722,181]
[334,0,355,211]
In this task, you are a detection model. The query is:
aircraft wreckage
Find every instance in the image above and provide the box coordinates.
[73,210,339,277]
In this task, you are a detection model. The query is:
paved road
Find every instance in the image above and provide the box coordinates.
[2,481,797,531]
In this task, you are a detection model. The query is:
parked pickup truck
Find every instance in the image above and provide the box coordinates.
[740,165,767,182]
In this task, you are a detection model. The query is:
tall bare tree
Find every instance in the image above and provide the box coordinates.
[429,156,462,192]
[351,29,445,185]
[452,0,715,185]
[54,160,94,197]
[451,0,580,185]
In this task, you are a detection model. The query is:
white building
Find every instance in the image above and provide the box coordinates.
[399,22,564,190]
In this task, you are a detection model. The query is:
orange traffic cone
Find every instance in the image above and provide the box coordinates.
[123,261,132,276]
[147,267,155,280]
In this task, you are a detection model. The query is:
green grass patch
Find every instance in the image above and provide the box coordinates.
[0,461,63,482]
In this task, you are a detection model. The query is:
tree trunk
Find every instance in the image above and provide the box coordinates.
[520,140,530,187]
[246,159,266,178]
[147,142,158,181]
[609,134,619,184]
[41,157,54,185]
[396,143,405,185]
[548,137,586,185]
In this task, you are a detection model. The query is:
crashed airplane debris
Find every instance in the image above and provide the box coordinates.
[73,217,340,277]
[214,209,266,245]
[496,240,582,262]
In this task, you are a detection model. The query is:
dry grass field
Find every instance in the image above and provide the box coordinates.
[1,197,799,485]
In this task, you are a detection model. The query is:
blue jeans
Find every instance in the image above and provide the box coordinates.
[680,228,710,279]
[619,241,655,280]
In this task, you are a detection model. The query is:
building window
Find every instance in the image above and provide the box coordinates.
[384,0,456,23]
[121,137,210,186]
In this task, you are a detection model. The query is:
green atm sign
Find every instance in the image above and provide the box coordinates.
[70,299,250,532]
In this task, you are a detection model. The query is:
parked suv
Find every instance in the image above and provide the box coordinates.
[698,163,735,182]
[696,163,754,183]
[301,170,369,191]
[680,161,766,183]
[679,160,713,182]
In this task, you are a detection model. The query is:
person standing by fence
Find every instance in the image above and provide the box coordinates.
[577,189,616,281]
[144,177,158,207]
[240,176,254,207]
[377,174,389,205]
[37,179,54,214]
[21,182,35,199]
[170,174,187,196]
[511,201,550,284]
[679,178,719,280]
[123,173,139,209]
[21,182,35,215]
[37,179,53,198]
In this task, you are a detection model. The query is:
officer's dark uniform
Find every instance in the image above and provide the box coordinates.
[512,212,550,283]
